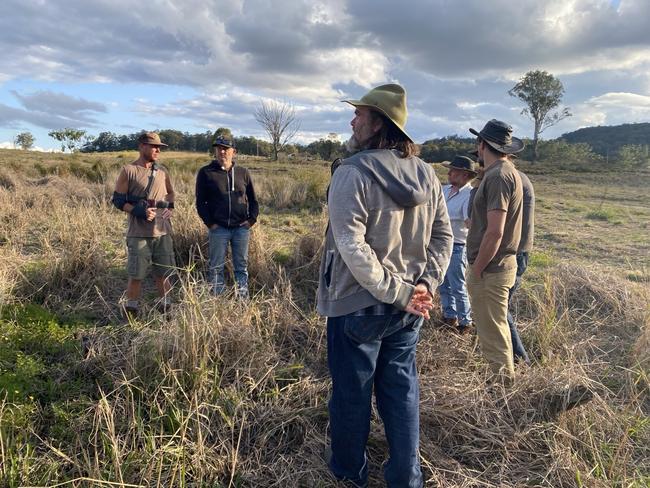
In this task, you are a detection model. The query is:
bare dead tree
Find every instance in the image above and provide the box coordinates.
[254,100,300,160]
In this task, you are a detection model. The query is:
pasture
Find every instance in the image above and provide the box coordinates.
[0,148,647,487]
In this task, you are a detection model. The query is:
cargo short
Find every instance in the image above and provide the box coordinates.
[126,234,175,280]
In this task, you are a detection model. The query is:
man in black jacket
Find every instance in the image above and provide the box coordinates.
[195,135,259,298]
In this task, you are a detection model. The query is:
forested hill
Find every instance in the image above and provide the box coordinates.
[561,122,650,156]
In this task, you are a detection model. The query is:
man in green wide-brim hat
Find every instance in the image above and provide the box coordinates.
[317,84,453,487]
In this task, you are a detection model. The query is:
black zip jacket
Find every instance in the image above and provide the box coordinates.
[195,161,259,228]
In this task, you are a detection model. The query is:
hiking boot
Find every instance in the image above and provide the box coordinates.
[456,323,473,335]
[122,303,139,320]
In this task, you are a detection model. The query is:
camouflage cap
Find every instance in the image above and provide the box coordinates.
[138,132,168,147]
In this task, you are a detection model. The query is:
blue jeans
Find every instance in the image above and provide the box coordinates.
[438,244,472,326]
[327,312,424,488]
[208,226,250,297]
[507,252,530,364]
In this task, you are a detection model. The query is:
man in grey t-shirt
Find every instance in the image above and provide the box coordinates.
[507,170,534,365]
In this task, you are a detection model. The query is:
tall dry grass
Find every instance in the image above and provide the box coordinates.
[0,151,647,487]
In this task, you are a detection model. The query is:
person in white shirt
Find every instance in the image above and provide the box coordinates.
[438,156,477,334]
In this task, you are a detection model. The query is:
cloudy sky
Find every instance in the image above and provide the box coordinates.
[1,0,649,150]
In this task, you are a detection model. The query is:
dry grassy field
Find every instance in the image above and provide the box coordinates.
[0,148,648,487]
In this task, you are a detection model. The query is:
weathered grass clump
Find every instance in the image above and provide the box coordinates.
[0,151,647,487]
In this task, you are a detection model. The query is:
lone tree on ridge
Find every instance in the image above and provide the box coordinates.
[254,100,300,160]
[509,70,571,162]
[15,131,35,150]
[48,128,87,152]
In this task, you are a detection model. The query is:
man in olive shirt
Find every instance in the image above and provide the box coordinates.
[466,120,523,381]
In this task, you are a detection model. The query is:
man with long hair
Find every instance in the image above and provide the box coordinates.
[317,84,453,487]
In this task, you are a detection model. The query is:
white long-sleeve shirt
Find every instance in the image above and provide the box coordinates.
[443,183,472,244]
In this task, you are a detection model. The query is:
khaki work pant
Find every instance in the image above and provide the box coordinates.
[467,265,517,381]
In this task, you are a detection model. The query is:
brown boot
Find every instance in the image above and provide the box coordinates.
[442,317,458,329]
[456,323,473,335]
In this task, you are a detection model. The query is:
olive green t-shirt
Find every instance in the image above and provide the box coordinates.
[121,164,173,238]
[467,159,522,273]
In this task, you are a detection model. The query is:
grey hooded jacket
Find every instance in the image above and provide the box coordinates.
[317,149,453,317]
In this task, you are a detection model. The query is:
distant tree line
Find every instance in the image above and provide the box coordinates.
[76,128,641,166]
[561,122,650,158]
[79,128,347,161]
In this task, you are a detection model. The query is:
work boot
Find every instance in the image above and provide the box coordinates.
[456,323,473,335]
[442,316,458,329]
[157,298,172,316]
[122,301,139,320]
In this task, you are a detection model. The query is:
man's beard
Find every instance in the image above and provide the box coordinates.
[345,135,361,154]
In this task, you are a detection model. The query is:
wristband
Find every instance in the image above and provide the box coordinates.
[154,201,175,209]
[111,192,127,210]
[130,203,148,219]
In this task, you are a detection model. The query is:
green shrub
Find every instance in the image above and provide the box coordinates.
[586,208,618,222]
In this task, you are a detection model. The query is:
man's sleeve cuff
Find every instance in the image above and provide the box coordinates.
[417,277,433,294]
[393,282,415,310]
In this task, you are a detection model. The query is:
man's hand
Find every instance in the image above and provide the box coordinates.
[240,221,251,228]
[210,223,219,230]
[161,208,173,220]
[145,208,156,221]
[404,283,433,319]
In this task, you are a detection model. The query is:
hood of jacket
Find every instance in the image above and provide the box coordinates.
[341,149,433,208]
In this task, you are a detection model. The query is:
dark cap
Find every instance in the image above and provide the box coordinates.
[442,155,478,175]
[469,119,524,154]
[138,132,168,147]
[212,135,236,149]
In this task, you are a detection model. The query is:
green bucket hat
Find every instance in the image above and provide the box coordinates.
[343,83,413,142]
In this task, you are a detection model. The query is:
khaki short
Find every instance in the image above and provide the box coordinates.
[126,235,175,280]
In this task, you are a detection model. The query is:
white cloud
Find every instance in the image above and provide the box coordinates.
[588,92,650,108]
[1,0,650,144]
[0,141,60,152]
[567,91,650,130]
